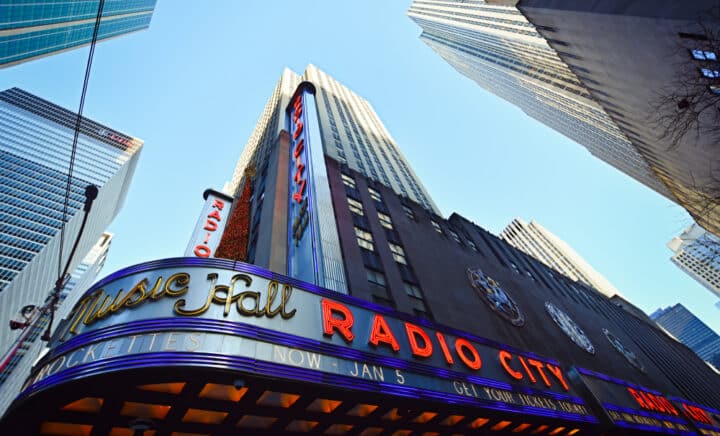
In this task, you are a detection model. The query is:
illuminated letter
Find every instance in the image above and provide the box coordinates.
[368,314,400,352]
[203,219,218,231]
[454,338,482,370]
[527,359,552,387]
[212,199,224,210]
[194,245,211,257]
[435,332,454,365]
[545,364,569,391]
[404,323,432,358]
[321,299,354,342]
[517,356,537,383]
[207,209,222,222]
[294,122,304,140]
[627,388,648,409]
[293,139,304,158]
[498,350,523,381]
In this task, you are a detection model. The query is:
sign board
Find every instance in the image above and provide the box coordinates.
[575,367,694,434]
[184,189,233,258]
[36,258,596,423]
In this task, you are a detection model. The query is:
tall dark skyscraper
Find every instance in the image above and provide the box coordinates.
[650,304,720,365]
[409,0,720,238]
[4,68,720,435]
[0,0,157,69]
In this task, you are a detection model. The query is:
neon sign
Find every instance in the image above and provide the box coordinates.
[185,189,233,258]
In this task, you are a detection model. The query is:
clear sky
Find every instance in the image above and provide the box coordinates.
[1,1,718,333]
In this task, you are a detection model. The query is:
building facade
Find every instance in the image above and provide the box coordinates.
[0,232,112,416]
[0,88,142,361]
[668,223,720,305]
[4,70,720,434]
[500,218,621,297]
[407,0,670,200]
[650,304,720,365]
[515,0,720,237]
[0,0,156,69]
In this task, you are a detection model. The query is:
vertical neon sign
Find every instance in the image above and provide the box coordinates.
[287,84,320,285]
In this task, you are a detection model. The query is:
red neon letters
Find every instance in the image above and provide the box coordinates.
[319,300,571,391]
[193,199,225,258]
[627,387,679,416]
[291,94,307,205]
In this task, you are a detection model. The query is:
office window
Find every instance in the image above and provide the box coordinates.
[368,187,383,202]
[355,227,374,251]
[348,198,364,216]
[431,220,442,233]
[404,282,423,298]
[389,243,407,265]
[403,205,415,220]
[691,49,718,61]
[377,212,393,230]
[700,68,720,78]
[366,268,386,287]
[341,173,356,189]
[448,229,461,244]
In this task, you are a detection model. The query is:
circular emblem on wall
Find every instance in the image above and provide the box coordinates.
[545,301,595,354]
[603,328,645,372]
[467,268,525,326]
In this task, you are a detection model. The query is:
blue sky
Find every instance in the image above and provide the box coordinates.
[1,1,718,333]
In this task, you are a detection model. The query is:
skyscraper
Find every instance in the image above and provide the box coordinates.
[0,232,112,415]
[4,67,720,434]
[0,87,142,358]
[224,65,438,291]
[500,218,620,297]
[668,223,720,303]
[0,0,157,69]
[650,304,720,365]
[517,0,720,237]
[407,0,671,200]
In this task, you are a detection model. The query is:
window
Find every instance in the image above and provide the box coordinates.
[377,212,393,230]
[710,85,720,95]
[448,229,461,244]
[348,198,364,216]
[368,187,383,202]
[700,68,720,78]
[366,268,386,287]
[431,220,442,233]
[404,282,423,298]
[355,227,374,251]
[341,173,356,189]
[467,240,478,251]
[388,243,407,264]
[692,49,717,60]
[403,205,415,220]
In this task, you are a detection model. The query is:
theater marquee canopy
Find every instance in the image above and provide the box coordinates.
[2,258,718,435]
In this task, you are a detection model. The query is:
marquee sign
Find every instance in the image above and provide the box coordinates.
[669,397,720,435]
[575,367,694,434]
[34,258,597,424]
[467,268,524,326]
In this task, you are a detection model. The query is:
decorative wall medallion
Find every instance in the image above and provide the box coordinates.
[545,301,595,354]
[467,268,524,326]
[603,328,645,372]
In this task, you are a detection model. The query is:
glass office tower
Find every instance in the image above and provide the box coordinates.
[0,87,142,360]
[651,304,720,364]
[0,0,156,68]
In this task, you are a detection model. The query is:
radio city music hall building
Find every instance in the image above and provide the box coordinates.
[3,66,720,435]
